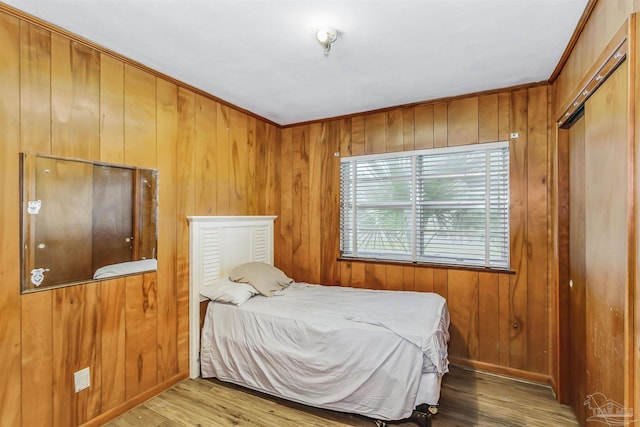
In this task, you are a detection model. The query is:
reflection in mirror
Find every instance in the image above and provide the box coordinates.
[21,153,158,292]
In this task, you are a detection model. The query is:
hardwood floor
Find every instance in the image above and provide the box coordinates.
[104,366,578,426]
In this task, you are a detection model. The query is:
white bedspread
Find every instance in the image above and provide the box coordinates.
[200,283,450,421]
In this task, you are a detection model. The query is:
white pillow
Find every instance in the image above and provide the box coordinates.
[199,276,259,306]
[228,262,293,296]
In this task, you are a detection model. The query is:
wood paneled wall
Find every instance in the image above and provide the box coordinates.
[553,0,633,113]
[551,1,640,420]
[272,86,554,380]
[0,9,278,427]
[1,2,605,425]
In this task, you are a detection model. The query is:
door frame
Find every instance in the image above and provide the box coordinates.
[551,16,636,418]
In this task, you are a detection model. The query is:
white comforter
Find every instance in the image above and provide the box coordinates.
[200,283,450,420]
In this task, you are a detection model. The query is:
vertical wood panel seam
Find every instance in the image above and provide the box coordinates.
[47,27,52,155]
[625,13,636,413]
[3,25,23,425]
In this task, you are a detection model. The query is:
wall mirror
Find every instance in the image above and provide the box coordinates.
[20,153,158,292]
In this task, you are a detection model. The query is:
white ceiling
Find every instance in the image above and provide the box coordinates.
[5,0,588,126]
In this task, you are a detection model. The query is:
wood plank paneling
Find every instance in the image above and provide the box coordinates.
[478,272,500,365]
[254,121,268,214]
[498,92,511,142]
[124,65,156,169]
[447,270,479,360]
[402,266,416,292]
[125,273,158,400]
[2,9,281,426]
[320,121,341,285]
[414,267,434,293]
[101,278,126,412]
[351,116,365,155]
[51,35,100,160]
[414,104,434,149]
[402,108,415,151]
[195,95,218,214]
[350,262,366,289]
[100,54,125,164]
[553,0,632,114]
[498,273,512,368]
[525,85,549,374]
[433,268,449,300]
[364,112,385,154]
[52,283,101,426]
[339,261,352,288]
[0,11,22,427]
[433,103,448,148]
[308,123,323,284]
[277,128,293,276]
[478,94,499,143]
[634,16,640,418]
[247,116,258,215]
[386,109,404,152]
[20,21,51,154]
[365,263,384,291]
[215,105,231,214]
[339,117,352,156]
[385,264,404,291]
[292,126,311,281]
[21,291,53,427]
[229,108,250,214]
[261,122,280,216]
[175,88,196,374]
[508,89,529,370]
[156,79,178,382]
[447,97,479,146]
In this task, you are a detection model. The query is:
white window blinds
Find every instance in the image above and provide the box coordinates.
[340,141,509,269]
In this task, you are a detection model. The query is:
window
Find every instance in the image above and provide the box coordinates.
[340,141,509,269]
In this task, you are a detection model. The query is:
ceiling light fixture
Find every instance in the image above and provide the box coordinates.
[316,27,338,56]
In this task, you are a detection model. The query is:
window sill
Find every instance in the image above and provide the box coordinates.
[336,257,516,275]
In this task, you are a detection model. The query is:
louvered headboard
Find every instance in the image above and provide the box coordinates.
[187,215,277,378]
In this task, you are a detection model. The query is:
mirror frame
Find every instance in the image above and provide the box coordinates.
[20,152,159,293]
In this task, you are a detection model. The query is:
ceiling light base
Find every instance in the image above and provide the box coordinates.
[316,27,338,56]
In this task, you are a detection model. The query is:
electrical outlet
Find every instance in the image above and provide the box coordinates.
[74,367,90,393]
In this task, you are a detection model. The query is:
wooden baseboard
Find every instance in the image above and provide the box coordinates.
[549,376,559,400]
[448,357,553,387]
[80,372,188,427]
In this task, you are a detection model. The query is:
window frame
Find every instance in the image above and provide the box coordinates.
[339,141,510,270]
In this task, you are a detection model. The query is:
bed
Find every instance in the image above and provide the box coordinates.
[188,216,450,427]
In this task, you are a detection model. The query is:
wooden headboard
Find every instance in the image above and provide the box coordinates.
[187,215,277,378]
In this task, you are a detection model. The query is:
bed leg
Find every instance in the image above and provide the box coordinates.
[410,403,438,427]
[409,411,431,427]
[374,404,437,427]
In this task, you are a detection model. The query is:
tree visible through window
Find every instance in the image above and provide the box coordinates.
[340,141,509,269]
